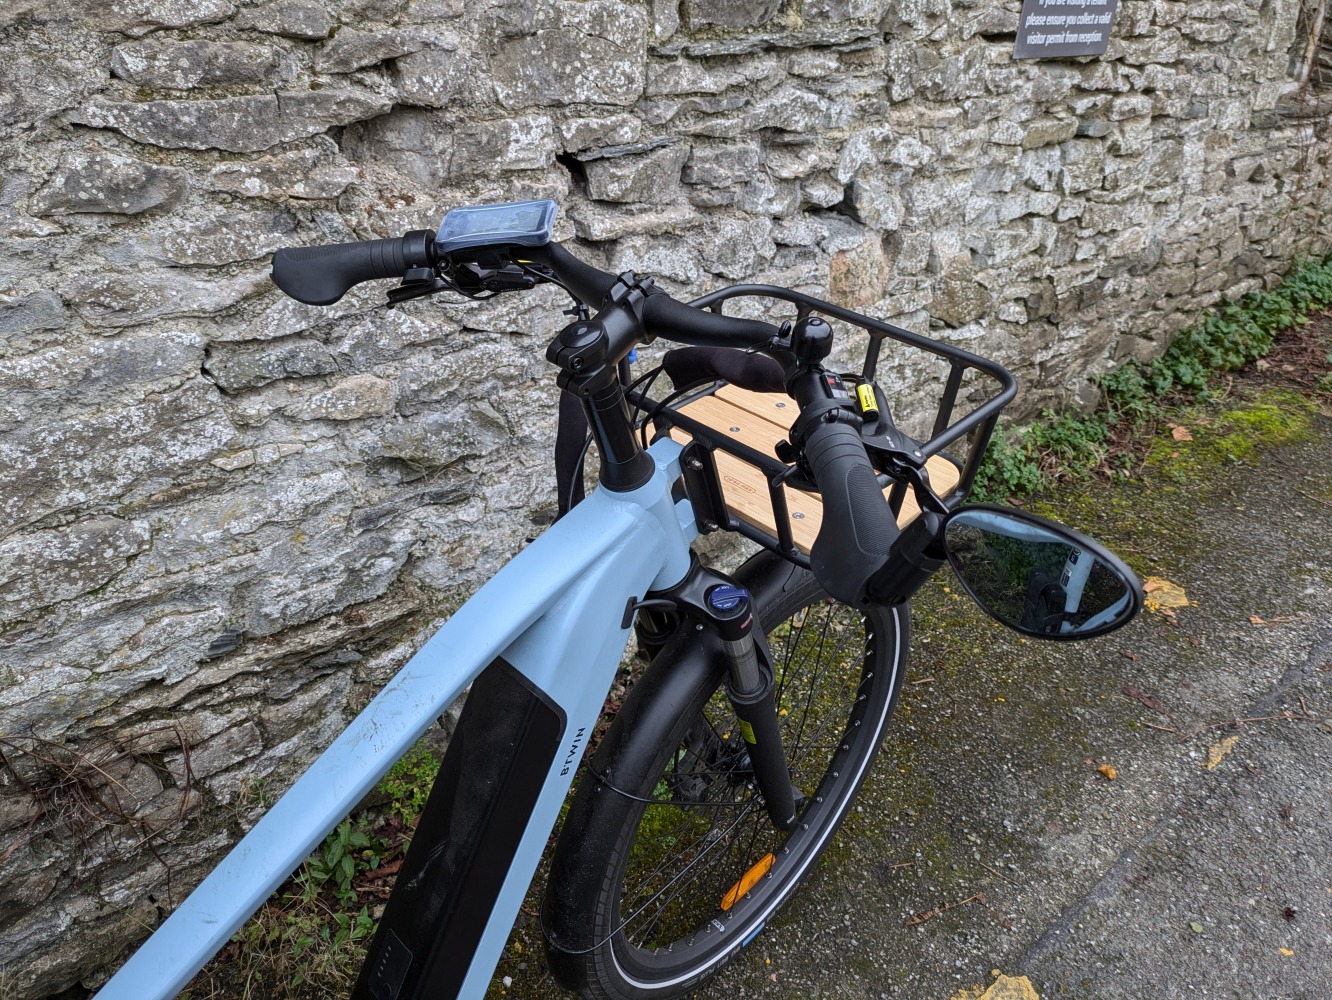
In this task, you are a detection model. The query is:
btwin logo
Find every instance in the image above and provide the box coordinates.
[560,727,586,776]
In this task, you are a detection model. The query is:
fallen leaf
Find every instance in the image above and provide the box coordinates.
[1205,735,1240,771]
[1143,577,1189,615]
[1250,615,1267,625]
[1280,947,1294,956]
[1124,685,1170,715]
[1098,763,1118,780]
[1190,920,1204,933]
[1171,425,1194,442]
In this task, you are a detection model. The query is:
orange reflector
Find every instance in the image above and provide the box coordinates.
[721,853,775,911]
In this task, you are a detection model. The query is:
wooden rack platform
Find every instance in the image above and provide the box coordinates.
[670,385,961,553]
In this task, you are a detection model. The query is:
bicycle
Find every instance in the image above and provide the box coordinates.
[94,199,1141,1000]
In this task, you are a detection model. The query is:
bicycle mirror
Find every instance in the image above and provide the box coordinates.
[941,505,1143,641]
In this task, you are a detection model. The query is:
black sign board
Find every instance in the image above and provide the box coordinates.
[1014,0,1120,59]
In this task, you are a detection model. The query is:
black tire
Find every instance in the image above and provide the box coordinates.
[544,558,908,1000]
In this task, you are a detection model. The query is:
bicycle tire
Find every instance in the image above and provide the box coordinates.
[543,554,908,1000]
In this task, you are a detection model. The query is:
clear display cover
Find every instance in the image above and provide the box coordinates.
[434,199,557,255]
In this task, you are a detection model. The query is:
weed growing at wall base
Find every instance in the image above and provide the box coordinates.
[972,252,1332,501]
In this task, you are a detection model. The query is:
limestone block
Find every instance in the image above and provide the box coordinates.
[849,174,905,231]
[162,210,298,266]
[341,109,555,186]
[584,143,691,204]
[559,115,642,153]
[373,406,508,471]
[0,291,68,338]
[0,332,203,432]
[317,29,424,74]
[764,146,820,180]
[396,343,525,413]
[68,269,269,328]
[1021,118,1078,150]
[805,0,886,21]
[737,174,800,217]
[609,235,705,285]
[836,126,895,184]
[0,518,151,625]
[567,199,701,241]
[236,0,333,40]
[392,46,491,109]
[283,374,396,421]
[697,216,775,279]
[78,0,236,37]
[492,2,647,108]
[641,0,676,39]
[1111,27,1182,65]
[0,383,241,532]
[111,40,282,89]
[647,59,746,97]
[209,149,360,201]
[683,0,782,29]
[203,339,338,392]
[931,250,993,328]
[683,141,761,187]
[828,235,889,308]
[886,136,934,168]
[30,153,187,217]
[73,90,394,153]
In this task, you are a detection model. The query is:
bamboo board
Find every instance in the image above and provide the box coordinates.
[668,385,961,553]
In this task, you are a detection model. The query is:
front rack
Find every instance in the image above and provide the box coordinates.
[626,286,1017,569]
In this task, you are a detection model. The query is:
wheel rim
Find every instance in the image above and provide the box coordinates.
[607,599,900,979]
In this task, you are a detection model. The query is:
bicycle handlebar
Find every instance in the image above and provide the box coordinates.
[269,230,898,605]
[787,372,901,606]
[271,231,436,305]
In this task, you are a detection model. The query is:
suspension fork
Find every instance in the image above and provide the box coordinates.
[637,557,798,831]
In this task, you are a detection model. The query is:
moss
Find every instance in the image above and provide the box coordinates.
[1145,387,1314,475]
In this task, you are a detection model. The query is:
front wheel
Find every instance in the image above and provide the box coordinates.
[544,559,908,1000]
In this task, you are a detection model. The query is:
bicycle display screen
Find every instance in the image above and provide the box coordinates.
[434,199,557,255]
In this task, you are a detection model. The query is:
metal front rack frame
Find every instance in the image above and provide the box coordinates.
[628,284,1018,569]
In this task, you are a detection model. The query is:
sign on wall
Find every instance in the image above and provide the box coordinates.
[1014,0,1121,59]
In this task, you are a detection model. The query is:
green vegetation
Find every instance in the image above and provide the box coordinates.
[184,740,444,999]
[972,252,1332,501]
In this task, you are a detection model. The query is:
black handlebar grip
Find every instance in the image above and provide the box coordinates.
[271,230,435,305]
[803,415,900,605]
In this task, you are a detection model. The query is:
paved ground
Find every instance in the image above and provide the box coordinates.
[491,387,1332,999]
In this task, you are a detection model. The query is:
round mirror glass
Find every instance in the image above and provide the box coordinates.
[942,506,1142,641]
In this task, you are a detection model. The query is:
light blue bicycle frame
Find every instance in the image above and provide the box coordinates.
[96,438,699,1000]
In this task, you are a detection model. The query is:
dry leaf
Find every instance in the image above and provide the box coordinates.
[1280,947,1294,956]
[1098,763,1118,780]
[1171,425,1194,442]
[1124,685,1169,715]
[1205,735,1240,771]
[1250,615,1267,625]
[1143,577,1189,615]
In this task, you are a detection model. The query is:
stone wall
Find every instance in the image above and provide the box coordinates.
[1,0,1329,994]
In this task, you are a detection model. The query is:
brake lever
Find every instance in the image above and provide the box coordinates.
[856,381,950,516]
[386,268,458,307]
